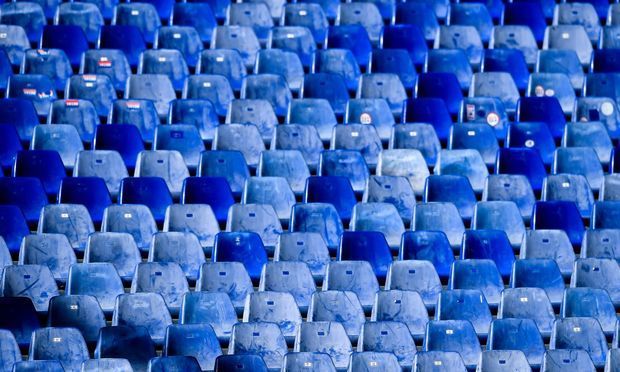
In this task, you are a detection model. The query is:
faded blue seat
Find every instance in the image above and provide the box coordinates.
[290,203,344,252]
[227,2,274,44]
[211,26,260,69]
[553,147,604,192]
[0,329,20,371]
[126,74,177,119]
[286,99,338,143]
[473,201,525,248]
[1,264,59,313]
[131,262,189,315]
[56,2,103,44]
[528,73,576,115]
[241,74,292,117]
[19,234,76,283]
[370,290,429,342]
[319,150,369,194]
[324,261,380,311]
[470,72,520,113]
[358,73,407,116]
[488,318,546,368]
[38,204,94,252]
[196,50,246,92]
[389,123,441,167]
[0,2,45,44]
[386,260,442,309]
[268,26,316,69]
[435,25,483,67]
[294,322,352,370]
[153,125,205,170]
[30,124,83,169]
[308,290,366,342]
[345,99,395,142]
[29,327,89,372]
[255,49,304,92]
[332,124,382,167]
[275,232,330,283]
[114,3,160,44]
[491,26,538,67]
[435,149,488,193]
[282,352,336,372]
[542,349,596,372]
[243,291,302,342]
[562,288,617,336]
[583,73,620,109]
[304,176,357,223]
[180,291,237,343]
[163,204,219,249]
[412,202,465,249]
[449,122,498,167]
[95,326,157,372]
[197,151,249,198]
[226,203,282,250]
[563,121,613,166]
[102,204,158,251]
[313,49,361,92]
[66,263,125,314]
[520,230,575,279]
[573,98,620,141]
[571,258,620,306]
[66,74,115,119]
[138,49,189,91]
[113,292,173,345]
[108,100,158,144]
[168,99,219,142]
[482,175,536,221]
[135,150,189,198]
[258,150,310,196]
[423,320,481,369]
[458,97,509,139]
[243,177,296,223]
[22,49,72,93]
[448,3,493,43]
[550,317,608,368]
[213,124,266,167]
[85,232,141,283]
[350,203,404,250]
[339,2,383,45]
[449,259,504,307]
[359,321,416,369]
[282,4,328,44]
[498,287,557,338]
[481,351,531,371]
[511,259,565,306]
[149,232,206,281]
[259,261,316,314]
[581,228,620,263]
[154,28,202,69]
[543,174,594,218]
[363,176,415,224]
[400,231,453,280]
[80,49,131,92]
[544,25,593,66]
[48,100,97,143]
[229,322,287,371]
[196,261,253,315]
[435,289,492,337]
[0,25,30,67]
[537,50,584,91]
[554,2,601,43]
[164,324,222,371]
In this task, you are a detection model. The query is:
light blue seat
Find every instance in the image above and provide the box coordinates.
[196,49,246,92]
[550,317,608,368]
[30,124,83,169]
[413,351,467,372]
[331,124,383,168]
[211,26,260,69]
[125,74,176,119]
[536,49,584,91]
[168,99,220,142]
[553,147,605,192]
[197,261,253,314]
[324,261,380,311]
[435,289,492,337]
[520,229,575,279]
[259,261,316,314]
[313,49,361,92]
[229,322,288,370]
[449,259,504,308]
[258,150,310,196]
[553,3,601,43]
[18,234,76,284]
[131,262,190,315]
[377,149,429,196]
[498,287,556,338]
[156,25,204,68]
[180,291,237,343]
[389,123,441,167]
[488,318,545,368]
[473,201,525,248]
[573,98,620,141]
[138,49,189,91]
[164,324,222,371]
[581,228,620,263]
[1,264,59,313]
[183,74,234,117]
[528,72,576,115]
[491,25,538,67]
[153,125,205,170]
[371,290,429,341]
[542,174,594,218]
[412,202,465,249]
[360,323,415,368]
[47,295,106,346]
[274,232,330,282]
[113,292,173,345]
[350,203,405,250]
[255,49,304,92]
[29,327,89,372]
[308,290,366,342]
[563,121,613,166]
[38,204,94,252]
[226,203,282,251]
[290,203,344,252]
[423,320,481,369]
[435,25,483,67]
[66,263,124,314]
[241,74,292,117]
[102,204,158,252]
[294,321,353,370]
[562,288,617,336]
[543,25,593,66]
[363,176,415,224]
[148,232,206,282]
[319,150,369,194]
[448,123,499,167]
[243,176,297,223]
[469,72,520,113]
[511,259,565,306]
[386,260,442,309]
[357,73,408,115]
[243,291,302,342]
[571,258,620,306]
[163,204,219,249]
[212,124,266,167]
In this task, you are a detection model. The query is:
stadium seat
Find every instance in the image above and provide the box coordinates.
[40,25,89,69]
[149,232,205,281]
[213,231,268,282]
[331,124,382,168]
[126,74,176,119]
[0,25,30,68]
[363,176,415,224]
[274,233,329,283]
[0,205,30,254]
[542,174,594,218]
[301,73,350,115]
[85,232,141,283]
[13,150,65,199]
[38,204,94,252]
[214,355,268,372]
[563,121,613,166]
[268,26,316,69]
[553,147,604,192]
[369,50,416,91]
[138,50,189,92]
[435,150,488,194]
[449,259,503,307]
[197,151,248,198]
[448,3,493,43]
[1,265,59,313]
[56,2,103,44]
[358,73,407,115]
[481,48,530,91]
[243,291,302,342]
[308,290,365,342]
[241,74,292,117]
[550,317,608,368]
[170,4,216,44]
[381,25,428,69]
[181,290,237,342]
[257,151,310,196]
[472,201,525,248]
[66,75,116,120]
[226,203,282,250]
[51,296,110,347]
[229,322,287,370]
[528,73,576,116]
[243,177,295,223]
[402,98,452,142]
[544,25,593,66]
[286,99,338,143]
[0,297,41,350]
[227,99,277,143]
[0,329,20,371]
[95,325,157,372]
[498,287,556,338]
[435,289,492,337]
[212,26,260,69]
[30,125,83,170]
[488,318,545,368]
[0,177,49,227]
[0,237,10,268]
[7,74,57,117]
[156,26,204,68]
[259,261,315,314]
[511,259,565,306]
[255,49,304,93]
[350,204,404,251]
[412,202,465,249]
[113,292,172,345]
[168,99,219,142]
[319,150,369,194]
[163,204,219,249]
[181,177,235,225]
[573,98,620,141]
[359,322,416,369]
[520,230,575,278]
[196,263,253,316]
[562,288,616,336]
[370,290,428,342]
[543,349,597,371]
[435,26,482,69]
[554,2,601,43]
[282,4,328,44]
[212,124,265,167]
[607,349,620,372]
[537,50,584,91]
[227,3,273,44]
[304,176,357,223]
[153,125,205,170]
[423,175,477,220]
[135,150,189,197]
[470,72,520,114]
[448,123,498,167]
[196,50,245,93]
[0,124,22,173]
[289,203,344,252]
[389,123,441,167]
[48,100,97,144]
[324,261,380,311]
[282,352,336,372]
[459,97,509,139]
[345,99,395,142]
[325,25,372,68]
[119,177,173,224]
[114,3,160,44]
[571,258,620,306]
[503,2,546,43]
[164,324,222,371]
[400,231,453,280]
[386,260,442,309]
[102,204,158,251]
[532,201,585,246]
[507,121,556,166]
[29,327,89,371]
[581,228,620,262]
[131,262,189,315]
[66,263,124,314]
[491,25,538,67]
[496,148,548,193]
[461,230,515,279]
[423,320,481,369]
[0,3,45,44]
[80,50,131,93]
[58,177,112,224]
[92,126,145,173]
[313,49,361,92]
[482,175,535,222]
[109,101,158,144]
[18,234,76,283]
[22,50,71,94]
[148,356,201,372]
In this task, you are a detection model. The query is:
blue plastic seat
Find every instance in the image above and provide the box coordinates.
[229,322,287,370]
[164,324,222,371]
[95,325,157,372]
[0,177,49,227]
[182,177,233,227]
[196,50,246,93]
[473,201,525,248]
[170,4,216,45]
[436,26,482,67]
[0,124,22,173]
[189,272,241,326]
[507,121,556,166]
[270,125,323,173]
[423,320,481,369]
[402,98,452,142]
[0,25,30,68]
[287,98,338,143]
[163,204,219,249]
[551,317,608,368]
[359,322,416,369]
[13,360,66,371]
[324,261,380,311]
[413,351,467,371]
[496,148,548,193]
[544,25,593,66]
[537,50,585,91]
[138,50,189,92]
[571,258,620,306]
[423,175,477,220]
[338,231,393,281]
[153,125,204,170]
[482,49,530,91]
[48,100,97,143]
[350,203,404,251]
[416,73,463,117]
[283,352,336,372]
[13,150,66,198]
[543,174,594,218]
[243,177,296,224]
[241,74,292,118]
[573,98,620,141]
[304,176,357,223]
[58,177,112,224]
[449,259,503,307]
[607,349,620,372]
[461,230,515,279]
[0,205,30,254]
[331,124,382,168]
[542,349,596,372]
[125,74,177,119]
[599,25,620,48]
[412,202,465,249]
[491,26,538,68]
[80,49,131,92]
[226,203,282,250]
[1,265,59,313]
[113,3,160,44]
[563,121,613,166]
[562,288,616,336]
[84,232,141,283]
[74,150,128,198]
[289,203,344,252]
[40,25,88,69]
[581,228,620,262]
[131,261,189,315]
[313,49,360,92]
[113,292,172,345]
[7,75,57,117]
[30,124,83,170]
[56,2,103,44]
[470,72,520,113]
[0,329,20,371]
[425,50,471,92]
[370,290,429,341]
[369,50,416,91]
[435,149,488,193]
[135,150,189,198]
[213,124,266,167]
[266,26,316,71]
[458,97,508,139]
[400,231,453,280]
[154,27,202,71]
[347,352,401,371]
[554,2,601,43]
[148,356,201,372]
[319,150,369,194]
[212,231,268,282]
[435,289,492,337]
[503,2,546,43]
[0,237,10,269]
[18,233,75,283]
[102,204,158,251]
[226,99,277,142]
[449,123,498,168]
[0,3,45,44]
[93,124,145,171]
[532,201,584,247]
[517,97,566,138]
[282,4,327,45]
[488,318,546,368]
[211,26,260,69]
[119,177,173,224]
[227,2,273,44]
[259,261,315,314]
[274,233,329,283]
[257,151,310,196]
[38,204,94,252]
[255,49,304,93]
[386,260,442,309]
[498,287,556,338]
[394,2,438,43]
[511,259,565,306]
[214,355,268,372]
[168,100,219,142]
[149,232,205,281]
[301,73,350,116]
[389,123,441,167]
[520,230,574,280]
[381,25,428,68]
[29,327,89,371]
[325,25,372,69]
[243,291,302,342]
[480,351,531,371]
[308,290,365,342]
[338,2,383,45]
[584,72,620,109]
[448,3,493,43]
[357,73,407,115]
[363,176,415,224]
[482,176,534,222]
[198,150,249,196]
[553,147,604,192]
[0,297,40,349]
[66,263,124,314]
[22,49,72,93]
[65,74,115,119]
[528,73,576,115]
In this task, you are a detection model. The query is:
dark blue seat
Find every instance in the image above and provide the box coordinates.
[562,288,617,336]
[164,324,222,371]
[381,25,428,68]
[153,125,205,170]
[95,326,157,372]
[461,230,515,279]
[214,355,268,372]
[551,317,608,368]
[304,176,357,223]
[369,50,416,91]
[119,177,173,224]
[0,297,40,349]
[56,2,103,44]
[402,98,452,142]
[496,148,547,193]
[319,150,369,194]
[529,72,576,114]
[290,203,344,252]
[507,121,556,166]
[0,329,20,371]
[85,232,141,282]
[13,150,65,198]
[196,262,253,315]
[482,49,530,91]
[488,318,545,368]
[394,2,438,43]
[1,264,59,313]
[7,74,57,117]
[400,231,453,280]
[415,72,463,117]
[197,150,249,197]
[58,177,112,224]
[48,100,97,143]
[592,201,620,230]
[0,205,29,254]
[181,177,234,228]
[435,289,492,337]
[148,356,201,372]
[425,49,472,91]
[170,4,216,44]
[98,25,147,68]
[386,260,442,309]
[338,231,392,281]
[48,295,106,344]
[22,49,71,93]
[511,259,565,306]
[532,201,584,246]
[516,97,566,140]
[0,99,38,143]
[449,259,503,307]
[0,3,45,44]
[29,327,89,371]
[212,232,267,282]
[325,25,372,68]
[93,125,145,171]
[40,25,89,69]
[423,175,476,220]
[503,2,547,43]
[370,290,429,342]
[423,320,481,369]
[301,73,350,115]
[0,177,48,226]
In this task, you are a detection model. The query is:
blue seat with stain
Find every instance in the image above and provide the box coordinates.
[470,72,520,114]
[49,295,107,345]
[338,231,393,281]
[394,2,439,43]
[481,48,530,91]
[359,322,416,369]
[38,204,94,252]
[0,24,30,68]
[149,232,206,282]
[287,98,338,143]
[211,26,260,69]
[507,121,556,166]
[386,260,442,309]
[30,125,83,170]
[102,204,158,251]
[461,230,515,279]
[553,147,604,192]
[543,174,594,218]
[243,291,302,342]
[0,2,45,44]
[22,49,72,93]
[313,50,360,92]
[561,288,617,336]
[319,150,369,194]
[563,121,613,166]
[131,262,189,315]
[424,175,477,220]
[289,202,344,252]
[1,264,59,313]
[18,234,76,283]
[488,318,545,368]
[542,349,596,372]
[29,327,89,372]
[114,3,161,44]
[571,258,620,306]
[163,204,219,250]
[402,98,453,142]
[229,322,288,371]
[195,262,253,316]
[164,324,222,371]
[66,263,124,314]
[324,261,380,311]
[423,320,481,369]
[350,203,404,250]
[550,317,608,368]
[511,259,565,306]
[449,259,504,307]
[293,321,352,370]
[126,74,177,119]
[0,329,20,371]
[7,74,57,117]
[255,49,304,92]
[326,25,372,68]
[412,202,465,249]
[435,289,492,337]
[491,25,538,67]
[370,290,429,342]
[138,49,189,91]
[196,50,245,92]
[400,231,454,280]
[84,232,141,283]
[308,290,366,342]
[389,123,441,167]
[537,50,584,91]
[498,288,557,338]
[544,25,593,67]
[113,292,173,345]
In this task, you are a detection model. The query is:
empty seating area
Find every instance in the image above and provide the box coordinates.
[3,0,620,370]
